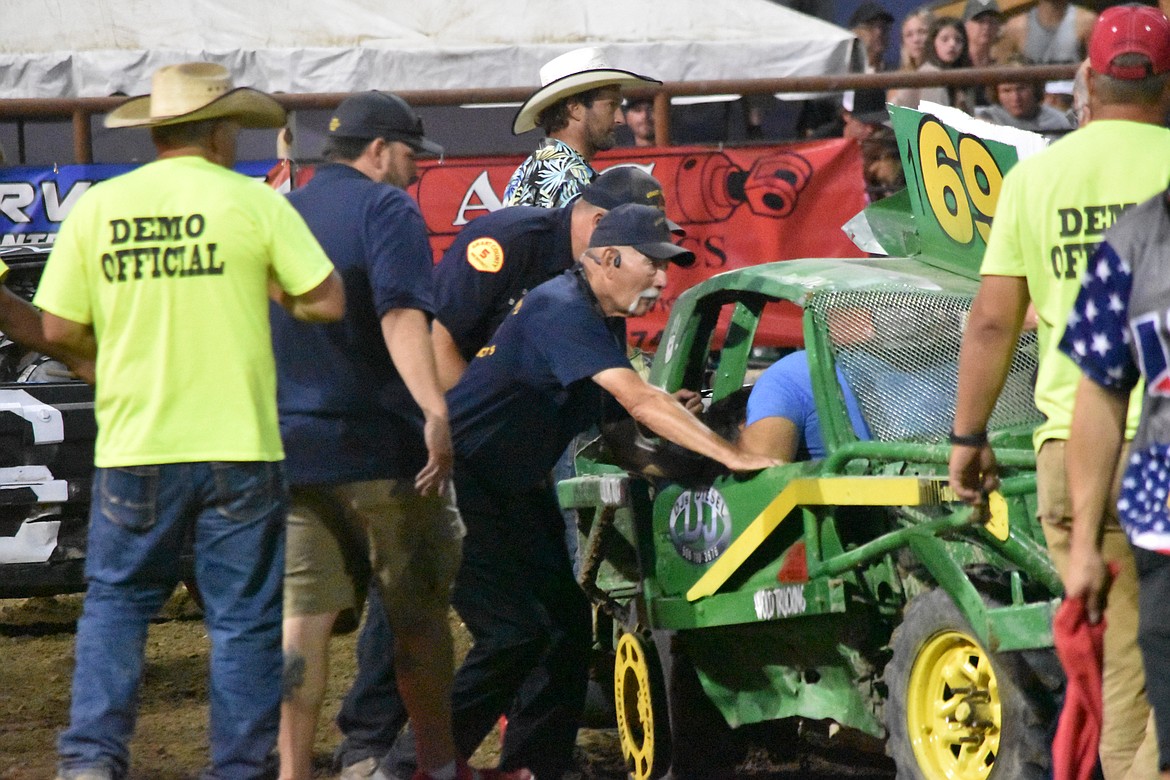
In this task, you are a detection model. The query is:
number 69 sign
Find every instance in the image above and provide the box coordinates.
[890,106,1020,263]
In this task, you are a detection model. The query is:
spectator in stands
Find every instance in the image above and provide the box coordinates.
[975,56,1074,136]
[841,90,906,202]
[996,0,1097,64]
[898,7,934,71]
[622,97,655,147]
[799,2,894,139]
[851,1,896,72]
[740,350,870,461]
[890,17,975,112]
[503,48,659,208]
[888,8,933,108]
[964,0,1004,69]
[1043,79,1076,116]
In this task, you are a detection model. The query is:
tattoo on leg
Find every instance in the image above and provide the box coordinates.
[282,652,306,701]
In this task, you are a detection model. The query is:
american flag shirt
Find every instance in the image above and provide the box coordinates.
[1059,192,1170,554]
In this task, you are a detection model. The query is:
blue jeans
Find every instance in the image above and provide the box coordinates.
[57,462,287,780]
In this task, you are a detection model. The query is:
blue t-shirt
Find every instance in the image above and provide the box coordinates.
[745,350,870,459]
[433,204,575,360]
[273,163,435,484]
[449,270,630,489]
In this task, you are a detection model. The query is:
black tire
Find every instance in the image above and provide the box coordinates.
[614,629,671,780]
[884,589,1055,780]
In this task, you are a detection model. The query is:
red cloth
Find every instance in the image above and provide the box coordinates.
[1052,595,1106,780]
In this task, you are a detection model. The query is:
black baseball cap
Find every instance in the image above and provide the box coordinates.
[328,91,444,155]
[846,88,891,125]
[580,166,685,235]
[590,203,695,267]
[849,1,894,27]
[581,166,666,209]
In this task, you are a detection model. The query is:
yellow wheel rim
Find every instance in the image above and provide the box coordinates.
[906,629,1002,780]
[614,631,658,780]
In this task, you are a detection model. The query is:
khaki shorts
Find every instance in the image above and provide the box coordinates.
[284,479,464,628]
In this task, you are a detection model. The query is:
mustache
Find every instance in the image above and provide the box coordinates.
[627,286,661,315]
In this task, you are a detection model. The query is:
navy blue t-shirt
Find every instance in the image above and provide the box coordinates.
[433,204,574,360]
[449,270,630,489]
[273,163,434,484]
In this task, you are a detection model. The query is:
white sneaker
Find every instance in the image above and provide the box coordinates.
[339,757,400,780]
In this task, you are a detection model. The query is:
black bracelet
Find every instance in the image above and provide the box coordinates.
[949,430,989,447]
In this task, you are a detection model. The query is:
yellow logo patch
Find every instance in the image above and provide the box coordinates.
[466,238,505,273]
[328,117,340,132]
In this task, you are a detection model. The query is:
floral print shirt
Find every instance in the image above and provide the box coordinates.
[502,138,596,208]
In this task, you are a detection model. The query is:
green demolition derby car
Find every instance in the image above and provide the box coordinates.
[558,109,1064,779]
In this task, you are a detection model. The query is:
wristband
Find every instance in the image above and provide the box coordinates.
[948,430,988,447]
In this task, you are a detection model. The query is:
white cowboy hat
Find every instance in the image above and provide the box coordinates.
[105,62,286,129]
[512,47,660,135]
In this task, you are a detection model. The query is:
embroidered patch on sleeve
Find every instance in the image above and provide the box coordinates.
[466,238,505,273]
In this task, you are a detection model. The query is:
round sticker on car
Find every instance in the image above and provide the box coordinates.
[669,487,731,565]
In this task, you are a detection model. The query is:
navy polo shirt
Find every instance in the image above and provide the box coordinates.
[433,203,575,360]
[449,270,630,490]
[273,163,434,484]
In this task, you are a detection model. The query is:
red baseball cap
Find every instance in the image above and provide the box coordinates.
[1089,4,1170,80]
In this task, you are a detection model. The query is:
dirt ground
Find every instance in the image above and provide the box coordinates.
[0,591,894,780]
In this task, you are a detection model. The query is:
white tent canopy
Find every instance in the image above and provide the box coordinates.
[0,0,858,99]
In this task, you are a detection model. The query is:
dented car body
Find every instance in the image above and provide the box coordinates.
[560,108,1064,780]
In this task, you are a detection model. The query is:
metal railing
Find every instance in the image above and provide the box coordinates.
[0,64,1079,164]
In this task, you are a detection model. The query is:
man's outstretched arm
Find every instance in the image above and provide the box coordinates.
[40,310,97,383]
[594,366,779,473]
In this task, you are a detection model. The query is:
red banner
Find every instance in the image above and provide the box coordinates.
[273,138,867,349]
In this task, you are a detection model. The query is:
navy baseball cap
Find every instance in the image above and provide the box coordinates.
[581,167,666,210]
[590,203,695,267]
[328,91,444,155]
[581,167,685,235]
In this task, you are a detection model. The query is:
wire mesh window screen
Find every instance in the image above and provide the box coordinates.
[806,288,1042,443]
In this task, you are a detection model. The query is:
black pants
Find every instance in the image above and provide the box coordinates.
[447,468,591,778]
[1134,545,1170,772]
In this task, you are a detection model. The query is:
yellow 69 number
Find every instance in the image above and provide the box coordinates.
[915,117,1004,245]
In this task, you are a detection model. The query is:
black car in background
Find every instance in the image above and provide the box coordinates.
[0,244,96,597]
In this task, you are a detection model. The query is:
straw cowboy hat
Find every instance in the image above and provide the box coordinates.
[512,47,660,135]
[105,62,286,129]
